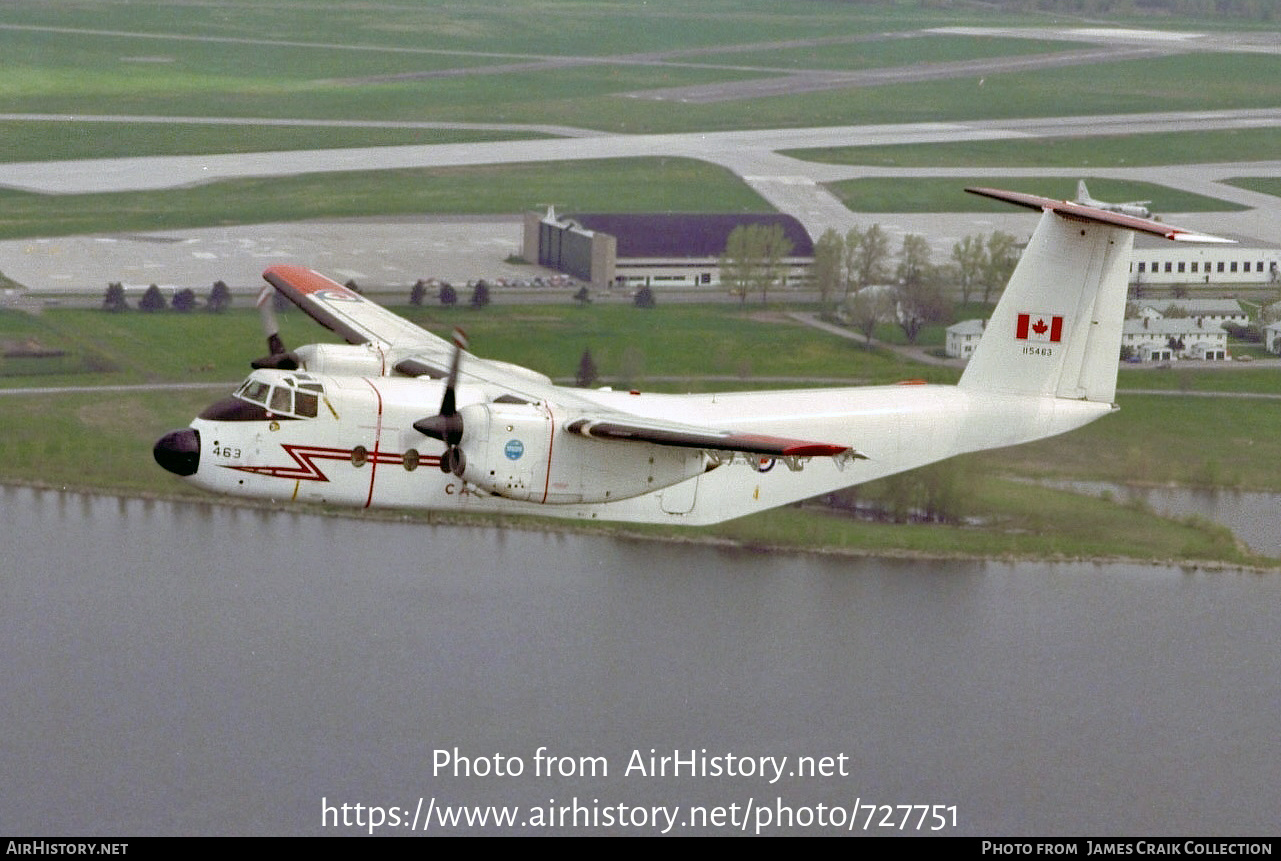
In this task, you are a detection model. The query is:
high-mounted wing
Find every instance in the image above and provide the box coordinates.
[264,266,858,463]
[566,417,861,460]
[263,265,453,350]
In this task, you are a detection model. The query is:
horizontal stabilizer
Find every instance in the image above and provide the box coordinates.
[966,187,1233,244]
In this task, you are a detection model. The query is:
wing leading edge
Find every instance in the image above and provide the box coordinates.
[566,417,861,460]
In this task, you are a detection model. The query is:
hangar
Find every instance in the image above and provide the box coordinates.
[1128,232,1281,288]
[524,209,814,289]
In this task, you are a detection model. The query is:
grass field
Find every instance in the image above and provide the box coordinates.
[789,127,1281,170]
[1225,177,1281,199]
[0,164,1249,242]
[0,158,771,239]
[0,121,551,163]
[2,2,1280,142]
[826,177,1243,214]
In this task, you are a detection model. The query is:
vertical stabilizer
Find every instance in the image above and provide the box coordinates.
[959,212,1132,402]
[958,188,1232,404]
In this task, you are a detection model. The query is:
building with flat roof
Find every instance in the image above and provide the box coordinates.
[524,210,814,288]
[1129,233,1281,288]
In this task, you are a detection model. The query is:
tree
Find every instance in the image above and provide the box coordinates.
[720,223,792,305]
[811,228,845,309]
[103,282,128,313]
[847,223,891,292]
[171,288,197,312]
[895,270,951,345]
[207,280,231,313]
[469,280,490,309]
[719,224,759,306]
[439,283,457,306]
[896,234,932,291]
[951,234,985,306]
[410,279,427,306]
[575,349,598,387]
[633,285,656,308]
[760,223,793,304]
[895,234,950,344]
[139,284,166,312]
[573,285,591,305]
[344,279,361,294]
[845,286,891,345]
[981,231,1018,303]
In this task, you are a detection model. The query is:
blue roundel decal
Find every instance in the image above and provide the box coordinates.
[504,439,525,460]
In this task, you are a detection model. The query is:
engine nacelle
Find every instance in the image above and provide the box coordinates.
[294,343,388,376]
[456,402,704,504]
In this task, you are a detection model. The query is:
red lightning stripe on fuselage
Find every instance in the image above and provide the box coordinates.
[226,444,438,482]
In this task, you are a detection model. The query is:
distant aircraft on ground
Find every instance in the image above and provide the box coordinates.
[1076,179,1152,218]
[155,188,1228,526]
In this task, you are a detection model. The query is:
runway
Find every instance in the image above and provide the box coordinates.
[3,107,1280,294]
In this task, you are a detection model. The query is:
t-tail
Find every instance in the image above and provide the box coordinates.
[958,187,1232,405]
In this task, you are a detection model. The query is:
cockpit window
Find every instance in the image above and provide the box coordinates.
[295,391,318,418]
[240,380,270,403]
[229,372,325,420]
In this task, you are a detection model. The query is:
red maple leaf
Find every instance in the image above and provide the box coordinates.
[1032,318,1048,336]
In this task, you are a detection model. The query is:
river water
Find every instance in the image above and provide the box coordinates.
[1042,480,1281,557]
[2,486,1278,836]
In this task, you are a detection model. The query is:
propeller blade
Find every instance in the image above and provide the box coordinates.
[416,328,470,475]
[440,327,467,417]
[252,284,299,369]
[250,351,299,371]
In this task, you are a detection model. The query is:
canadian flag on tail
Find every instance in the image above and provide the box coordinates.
[1016,313,1063,343]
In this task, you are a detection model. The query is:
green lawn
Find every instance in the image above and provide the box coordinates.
[0,158,771,240]
[826,177,1244,213]
[788,127,1281,169]
[2,3,1280,140]
[0,120,553,163]
[1224,177,1281,200]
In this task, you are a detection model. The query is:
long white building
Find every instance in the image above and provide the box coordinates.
[1128,233,1281,288]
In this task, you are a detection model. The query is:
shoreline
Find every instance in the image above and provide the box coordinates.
[12,478,1277,574]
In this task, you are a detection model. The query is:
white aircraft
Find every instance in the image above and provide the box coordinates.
[1076,179,1152,219]
[155,188,1228,526]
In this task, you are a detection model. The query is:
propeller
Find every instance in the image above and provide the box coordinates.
[250,284,300,370]
[412,328,469,476]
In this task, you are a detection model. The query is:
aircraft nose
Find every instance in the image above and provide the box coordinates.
[154,428,201,477]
